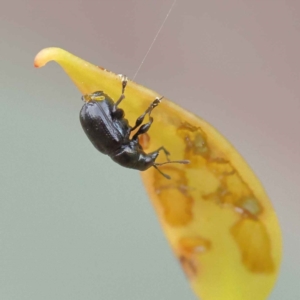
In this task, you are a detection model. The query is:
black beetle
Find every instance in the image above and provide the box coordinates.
[79,76,189,179]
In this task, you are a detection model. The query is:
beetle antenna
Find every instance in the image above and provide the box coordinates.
[153,160,190,180]
[155,160,190,166]
[153,165,171,180]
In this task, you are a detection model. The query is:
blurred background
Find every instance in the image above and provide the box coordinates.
[1,0,299,299]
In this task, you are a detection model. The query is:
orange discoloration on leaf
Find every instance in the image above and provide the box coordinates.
[231,219,274,273]
[178,236,211,279]
[154,167,193,227]
[177,122,210,158]
[34,48,282,300]
[179,236,212,255]
[179,255,198,280]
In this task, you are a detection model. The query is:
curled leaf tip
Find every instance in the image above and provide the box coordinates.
[34,47,68,68]
[34,47,59,68]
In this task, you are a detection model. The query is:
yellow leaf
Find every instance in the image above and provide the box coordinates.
[34,47,282,300]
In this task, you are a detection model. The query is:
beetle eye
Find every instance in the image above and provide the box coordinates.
[113,108,125,119]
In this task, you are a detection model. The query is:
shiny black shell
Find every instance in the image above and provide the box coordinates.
[80,93,131,155]
[79,90,182,177]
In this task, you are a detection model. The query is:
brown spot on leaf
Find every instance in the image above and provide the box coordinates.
[158,188,193,226]
[237,196,263,216]
[154,167,193,227]
[207,158,235,176]
[97,66,112,73]
[177,122,210,159]
[204,157,264,217]
[231,219,275,273]
[177,236,211,280]
[179,255,198,280]
[179,236,212,254]
[177,123,264,218]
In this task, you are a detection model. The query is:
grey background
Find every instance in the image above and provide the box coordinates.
[1,0,299,299]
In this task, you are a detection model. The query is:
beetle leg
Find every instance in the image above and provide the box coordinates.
[131,96,163,132]
[153,159,190,179]
[153,165,171,180]
[113,75,128,110]
[132,118,153,140]
[131,97,162,138]
[154,146,171,162]
[151,147,190,179]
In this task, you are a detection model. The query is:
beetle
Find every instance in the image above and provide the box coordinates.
[79,76,189,179]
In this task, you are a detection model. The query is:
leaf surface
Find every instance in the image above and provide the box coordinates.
[34,48,282,300]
